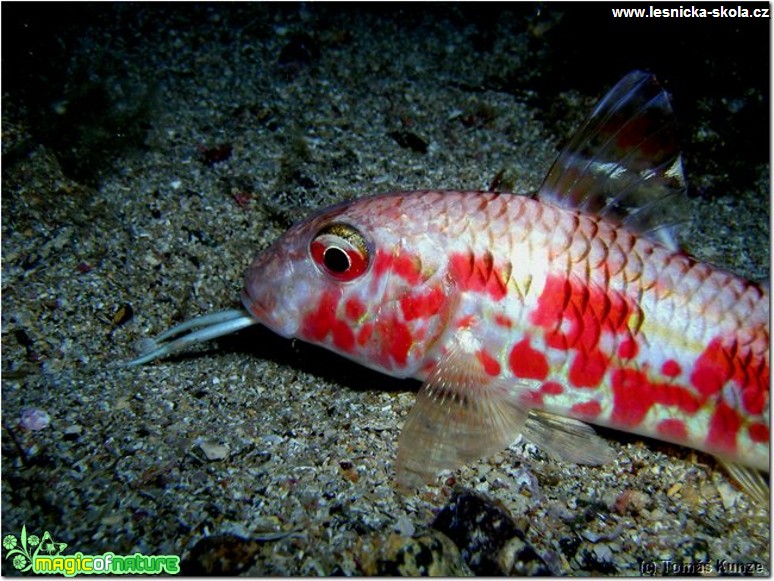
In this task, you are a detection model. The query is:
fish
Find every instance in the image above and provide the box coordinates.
[126,71,769,500]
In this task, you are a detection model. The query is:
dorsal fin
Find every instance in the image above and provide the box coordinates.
[537,71,688,251]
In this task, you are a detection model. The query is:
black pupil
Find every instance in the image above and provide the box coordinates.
[324,246,350,273]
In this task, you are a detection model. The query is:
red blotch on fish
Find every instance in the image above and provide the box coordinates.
[455,314,477,330]
[477,349,501,377]
[617,338,638,359]
[333,323,355,351]
[540,381,564,395]
[494,314,513,328]
[509,338,549,380]
[357,323,373,346]
[657,418,688,441]
[449,251,507,300]
[610,368,701,427]
[569,348,608,388]
[610,369,654,426]
[400,287,445,321]
[571,400,602,418]
[301,291,337,343]
[741,385,766,416]
[530,274,639,389]
[393,254,423,284]
[375,315,413,368]
[748,423,769,443]
[661,359,682,378]
[691,336,768,416]
[706,400,741,454]
[345,297,366,322]
[373,249,423,285]
[301,291,354,352]
[690,337,732,398]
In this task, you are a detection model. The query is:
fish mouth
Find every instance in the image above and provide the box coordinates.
[240,288,298,339]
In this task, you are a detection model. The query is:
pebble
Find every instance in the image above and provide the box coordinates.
[716,481,741,509]
[19,408,50,431]
[394,514,416,537]
[199,442,230,461]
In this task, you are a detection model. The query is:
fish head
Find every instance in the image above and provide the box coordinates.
[241,194,451,376]
[241,203,350,339]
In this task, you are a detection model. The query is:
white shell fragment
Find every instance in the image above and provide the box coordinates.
[199,441,230,461]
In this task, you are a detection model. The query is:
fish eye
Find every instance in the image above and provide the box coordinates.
[323,246,350,273]
[310,223,370,281]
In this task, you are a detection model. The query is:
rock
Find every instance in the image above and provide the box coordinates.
[181,534,261,575]
[498,535,554,576]
[358,530,471,576]
[432,490,551,575]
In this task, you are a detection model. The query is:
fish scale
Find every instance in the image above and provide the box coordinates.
[126,71,769,497]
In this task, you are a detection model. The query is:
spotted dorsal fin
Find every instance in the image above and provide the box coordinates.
[537,71,688,251]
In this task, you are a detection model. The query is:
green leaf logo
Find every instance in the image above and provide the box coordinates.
[3,526,67,572]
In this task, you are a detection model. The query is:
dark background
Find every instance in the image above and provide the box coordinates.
[3,2,771,198]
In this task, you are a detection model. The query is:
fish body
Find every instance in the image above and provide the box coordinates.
[131,72,769,493]
[243,187,769,479]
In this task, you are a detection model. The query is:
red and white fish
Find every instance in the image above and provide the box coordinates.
[128,72,769,499]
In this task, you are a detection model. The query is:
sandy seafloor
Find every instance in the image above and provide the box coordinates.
[1,3,770,576]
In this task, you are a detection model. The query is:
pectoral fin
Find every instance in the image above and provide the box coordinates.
[395,329,536,489]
